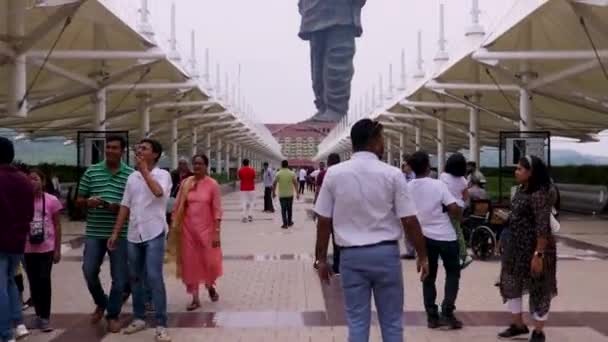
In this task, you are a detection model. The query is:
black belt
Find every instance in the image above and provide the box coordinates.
[340,240,397,250]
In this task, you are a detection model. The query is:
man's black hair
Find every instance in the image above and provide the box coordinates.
[444,153,467,177]
[140,138,163,163]
[106,135,127,150]
[263,162,269,167]
[408,151,430,176]
[281,160,289,168]
[243,159,250,166]
[327,153,341,167]
[0,136,15,164]
[350,119,383,152]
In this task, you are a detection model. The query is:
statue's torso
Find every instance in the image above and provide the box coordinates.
[298,0,364,39]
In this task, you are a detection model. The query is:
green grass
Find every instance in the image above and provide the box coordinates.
[485,176,515,202]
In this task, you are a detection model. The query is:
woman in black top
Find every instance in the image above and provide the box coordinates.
[498,156,557,342]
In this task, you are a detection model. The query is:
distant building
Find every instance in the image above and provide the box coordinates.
[266,122,336,168]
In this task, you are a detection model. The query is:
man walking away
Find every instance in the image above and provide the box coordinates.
[262,162,275,213]
[238,159,257,223]
[298,167,307,195]
[77,135,133,333]
[273,160,300,229]
[0,137,34,342]
[407,151,463,330]
[108,139,172,342]
[314,119,429,342]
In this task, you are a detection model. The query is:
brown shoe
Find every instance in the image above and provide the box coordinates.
[90,307,104,324]
[106,319,122,333]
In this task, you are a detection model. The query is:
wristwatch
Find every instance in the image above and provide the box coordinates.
[534,251,544,258]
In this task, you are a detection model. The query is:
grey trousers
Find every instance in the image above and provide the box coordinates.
[309,26,356,115]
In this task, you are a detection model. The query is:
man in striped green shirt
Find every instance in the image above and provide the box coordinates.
[77,135,133,333]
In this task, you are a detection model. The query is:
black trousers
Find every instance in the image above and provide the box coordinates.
[298,181,305,195]
[264,187,274,212]
[423,238,461,315]
[24,252,54,319]
[279,197,294,226]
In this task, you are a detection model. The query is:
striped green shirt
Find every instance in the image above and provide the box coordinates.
[78,161,134,239]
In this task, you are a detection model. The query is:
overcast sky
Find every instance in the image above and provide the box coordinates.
[143,0,608,157]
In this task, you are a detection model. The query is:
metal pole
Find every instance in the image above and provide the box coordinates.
[170,114,178,170]
[94,89,107,131]
[386,136,392,165]
[519,20,534,131]
[190,125,198,157]
[437,112,446,173]
[206,133,212,172]
[7,0,27,117]
[225,142,231,178]
[399,133,405,165]
[138,96,150,139]
[415,121,423,151]
[469,66,481,164]
[216,139,223,174]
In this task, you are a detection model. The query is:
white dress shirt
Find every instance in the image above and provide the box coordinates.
[121,167,172,243]
[407,177,457,241]
[314,151,417,247]
[298,169,307,181]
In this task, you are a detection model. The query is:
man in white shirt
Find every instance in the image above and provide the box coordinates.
[407,151,463,331]
[108,139,173,342]
[298,168,307,195]
[262,162,275,213]
[314,119,429,342]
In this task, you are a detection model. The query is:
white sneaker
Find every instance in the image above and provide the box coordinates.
[155,327,171,342]
[15,324,30,339]
[123,319,146,335]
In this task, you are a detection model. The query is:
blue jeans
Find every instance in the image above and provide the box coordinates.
[0,253,23,341]
[128,233,167,327]
[340,243,403,342]
[82,237,129,319]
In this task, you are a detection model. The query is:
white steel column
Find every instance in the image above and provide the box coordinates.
[469,66,481,164]
[93,89,107,131]
[237,145,243,169]
[190,125,198,157]
[6,0,27,117]
[519,20,534,131]
[386,136,392,165]
[216,139,223,174]
[170,114,178,170]
[415,121,423,151]
[206,133,212,173]
[225,142,231,178]
[437,112,446,173]
[138,96,150,139]
[399,132,406,165]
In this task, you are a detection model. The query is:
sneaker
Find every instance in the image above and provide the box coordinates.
[155,327,171,342]
[288,222,294,227]
[440,313,463,330]
[461,255,474,270]
[498,324,530,339]
[123,319,146,335]
[247,216,253,222]
[90,306,105,324]
[241,218,248,223]
[38,319,53,333]
[427,314,443,329]
[529,330,545,342]
[14,324,30,339]
[107,319,122,334]
[281,225,288,229]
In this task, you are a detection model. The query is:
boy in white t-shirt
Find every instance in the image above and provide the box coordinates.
[408,151,463,330]
[439,153,473,269]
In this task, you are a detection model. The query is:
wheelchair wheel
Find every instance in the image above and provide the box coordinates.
[470,225,496,261]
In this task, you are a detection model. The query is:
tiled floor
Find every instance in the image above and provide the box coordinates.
[24,188,608,341]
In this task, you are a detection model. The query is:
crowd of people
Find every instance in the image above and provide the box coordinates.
[312,119,558,342]
[1,118,559,342]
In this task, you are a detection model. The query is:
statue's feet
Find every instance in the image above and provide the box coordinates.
[303,109,344,123]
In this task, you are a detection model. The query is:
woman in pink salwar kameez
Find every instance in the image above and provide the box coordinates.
[170,154,223,311]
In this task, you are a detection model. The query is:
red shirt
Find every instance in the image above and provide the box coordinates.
[238,166,256,191]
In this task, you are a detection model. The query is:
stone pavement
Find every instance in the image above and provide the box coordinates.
[20,188,608,341]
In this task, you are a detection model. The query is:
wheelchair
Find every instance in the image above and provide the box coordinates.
[462,200,509,260]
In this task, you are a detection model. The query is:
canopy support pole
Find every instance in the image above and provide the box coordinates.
[170,113,179,170]
[138,96,150,139]
[216,139,223,174]
[415,121,423,151]
[190,125,198,157]
[437,112,446,173]
[6,0,27,117]
[93,89,106,131]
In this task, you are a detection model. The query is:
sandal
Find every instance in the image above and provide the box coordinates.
[186,301,201,311]
[207,287,219,302]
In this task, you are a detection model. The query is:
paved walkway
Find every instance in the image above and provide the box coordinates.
[21,188,608,341]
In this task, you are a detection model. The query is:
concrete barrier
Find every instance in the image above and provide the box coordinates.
[556,183,608,214]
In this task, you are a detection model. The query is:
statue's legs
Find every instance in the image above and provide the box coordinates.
[307,26,356,122]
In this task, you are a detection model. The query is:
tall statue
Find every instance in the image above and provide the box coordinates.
[299,0,367,122]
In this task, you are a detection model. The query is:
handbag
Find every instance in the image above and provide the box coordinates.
[29,194,46,244]
[550,207,560,233]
